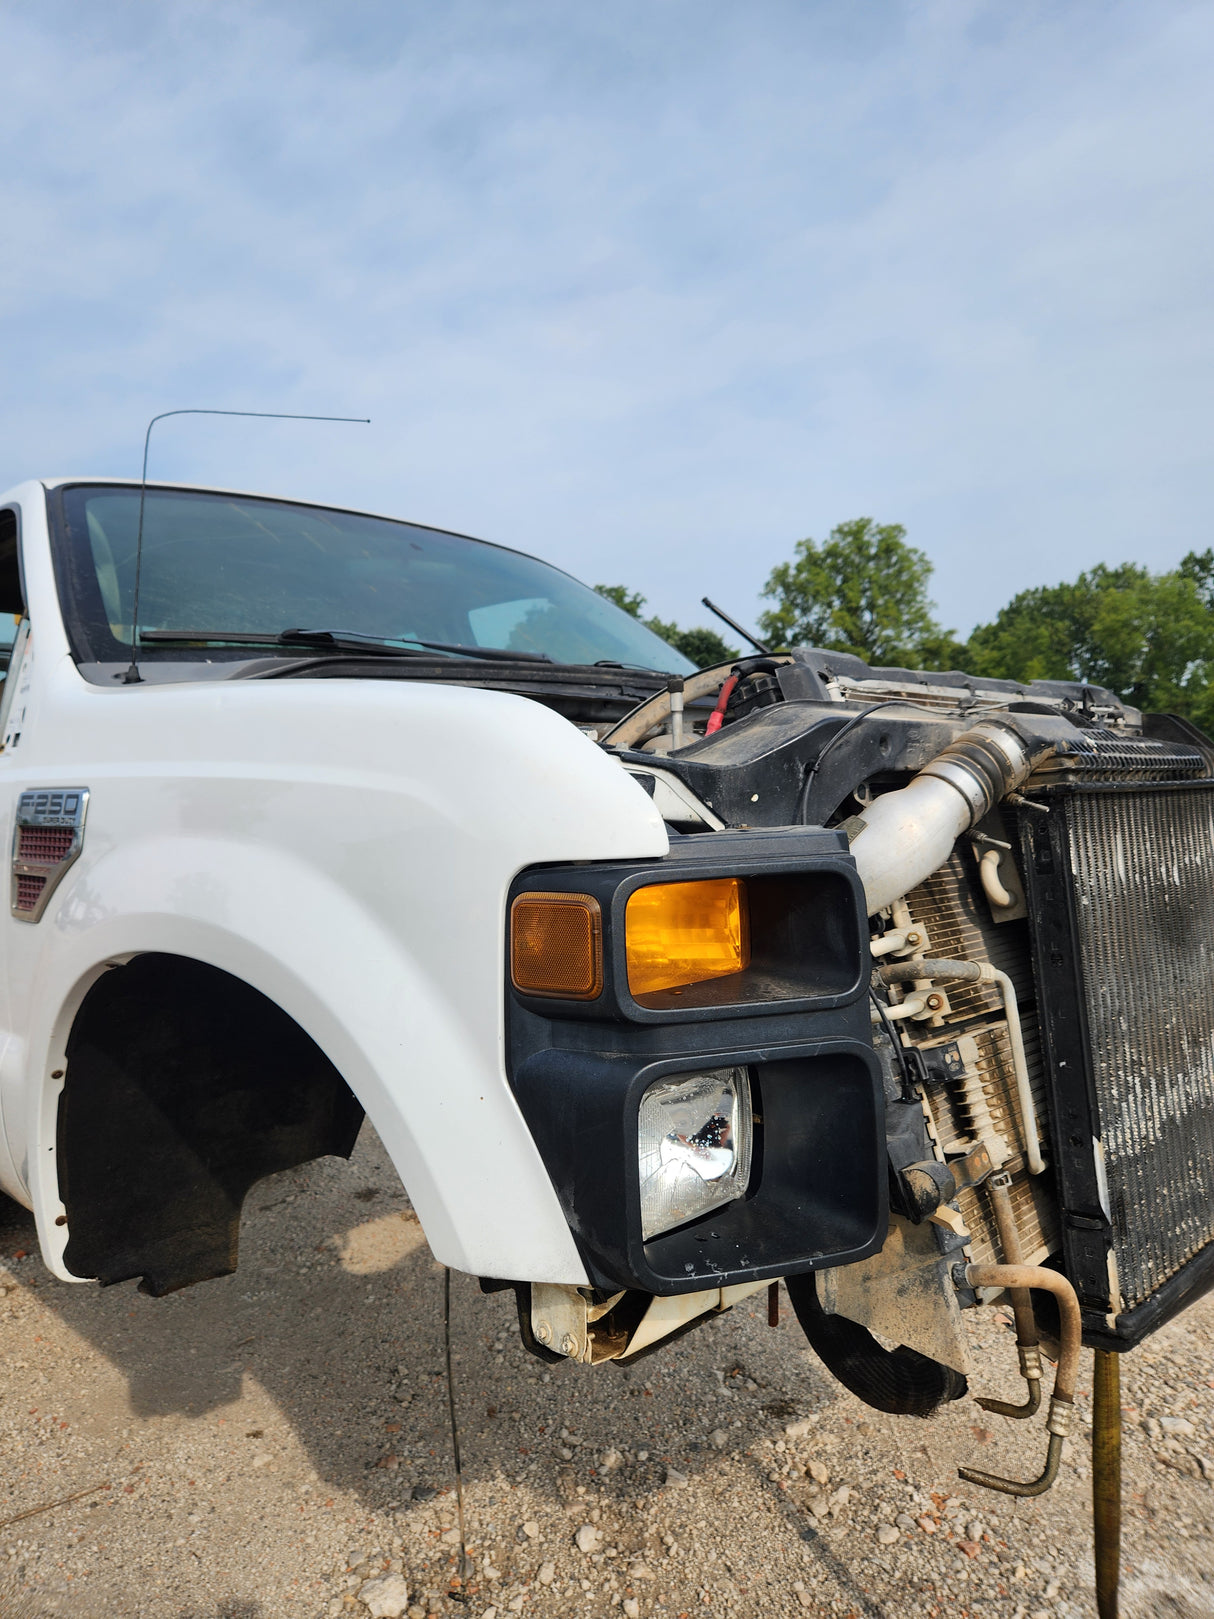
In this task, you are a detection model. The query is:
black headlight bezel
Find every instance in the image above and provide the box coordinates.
[506,827,886,1294]
[511,1038,884,1293]
[507,827,869,1025]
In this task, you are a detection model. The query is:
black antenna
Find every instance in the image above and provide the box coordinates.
[123,408,371,684]
[701,595,770,655]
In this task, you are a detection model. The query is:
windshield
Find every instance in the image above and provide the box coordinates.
[50,485,694,675]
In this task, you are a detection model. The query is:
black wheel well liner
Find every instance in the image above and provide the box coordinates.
[57,952,365,1295]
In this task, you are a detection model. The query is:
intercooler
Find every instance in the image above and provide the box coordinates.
[1020,778,1214,1348]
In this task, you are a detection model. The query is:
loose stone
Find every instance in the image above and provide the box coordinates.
[359,1573,410,1619]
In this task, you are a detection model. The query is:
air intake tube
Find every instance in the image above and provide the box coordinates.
[848,720,1052,916]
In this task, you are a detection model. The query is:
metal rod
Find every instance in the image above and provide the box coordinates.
[123,407,370,684]
[667,676,685,749]
[443,1267,471,1597]
[1092,1349,1122,1619]
[700,597,770,654]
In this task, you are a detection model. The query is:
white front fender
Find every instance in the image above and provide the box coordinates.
[9,673,669,1286]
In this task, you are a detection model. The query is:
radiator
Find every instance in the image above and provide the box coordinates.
[1020,780,1214,1347]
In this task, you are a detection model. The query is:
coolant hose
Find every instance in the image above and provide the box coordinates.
[849,720,1052,916]
[785,1272,968,1417]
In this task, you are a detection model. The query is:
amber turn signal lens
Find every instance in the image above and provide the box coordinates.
[511,892,603,1000]
[625,878,749,998]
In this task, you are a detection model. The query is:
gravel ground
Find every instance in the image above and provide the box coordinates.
[1,1127,1212,1619]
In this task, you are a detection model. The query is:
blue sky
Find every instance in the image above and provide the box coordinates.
[3,1,1212,638]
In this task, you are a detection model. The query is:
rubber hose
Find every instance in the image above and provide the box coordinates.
[785,1273,968,1418]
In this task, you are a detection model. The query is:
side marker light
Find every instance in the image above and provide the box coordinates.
[511,891,603,1000]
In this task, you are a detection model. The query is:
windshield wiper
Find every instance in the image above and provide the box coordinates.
[140,629,552,663]
[141,629,420,657]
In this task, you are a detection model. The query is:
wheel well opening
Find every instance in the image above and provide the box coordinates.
[58,953,365,1296]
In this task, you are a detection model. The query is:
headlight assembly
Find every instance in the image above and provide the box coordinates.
[637,1066,753,1239]
[625,877,749,998]
[506,832,882,1296]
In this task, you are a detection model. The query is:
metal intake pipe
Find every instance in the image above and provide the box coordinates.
[848,720,1050,916]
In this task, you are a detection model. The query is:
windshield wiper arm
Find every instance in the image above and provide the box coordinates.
[140,629,424,658]
[140,628,552,663]
[280,629,552,662]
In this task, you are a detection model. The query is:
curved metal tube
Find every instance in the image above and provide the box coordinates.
[878,955,1046,1174]
[849,720,1049,915]
[979,845,1014,908]
[976,1175,1042,1419]
[958,1262,1081,1497]
[987,966,1045,1175]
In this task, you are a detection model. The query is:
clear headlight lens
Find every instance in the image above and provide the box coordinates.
[637,1066,753,1240]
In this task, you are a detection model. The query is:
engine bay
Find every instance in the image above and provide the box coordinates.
[552,646,1214,1500]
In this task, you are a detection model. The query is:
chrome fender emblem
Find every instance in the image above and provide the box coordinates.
[11,787,89,922]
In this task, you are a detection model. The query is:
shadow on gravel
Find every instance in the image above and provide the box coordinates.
[177,1606,262,1618]
[764,1464,889,1619]
[0,1571,54,1618]
[0,1130,832,1519]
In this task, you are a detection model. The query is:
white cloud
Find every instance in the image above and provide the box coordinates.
[2,0,1212,638]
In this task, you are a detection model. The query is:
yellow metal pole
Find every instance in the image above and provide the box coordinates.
[1092,1349,1121,1619]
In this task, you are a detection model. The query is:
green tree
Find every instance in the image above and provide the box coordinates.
[644,617,740,669]
[1180,547,1214,609]
[757,518,945,663]
[964,561,1214,721]
[594,584,646,618]
[593,585,740,668]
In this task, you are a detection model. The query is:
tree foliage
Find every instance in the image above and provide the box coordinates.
[594,584,739,668]
[595,584,646,619]
[757,518,944,664]
[965,559,1214,724]
[600,528,1214,727]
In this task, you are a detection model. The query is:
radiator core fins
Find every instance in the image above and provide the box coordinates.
[1022,780,1214,1345]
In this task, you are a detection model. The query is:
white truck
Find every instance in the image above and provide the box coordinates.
[3,475,1214,1512]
